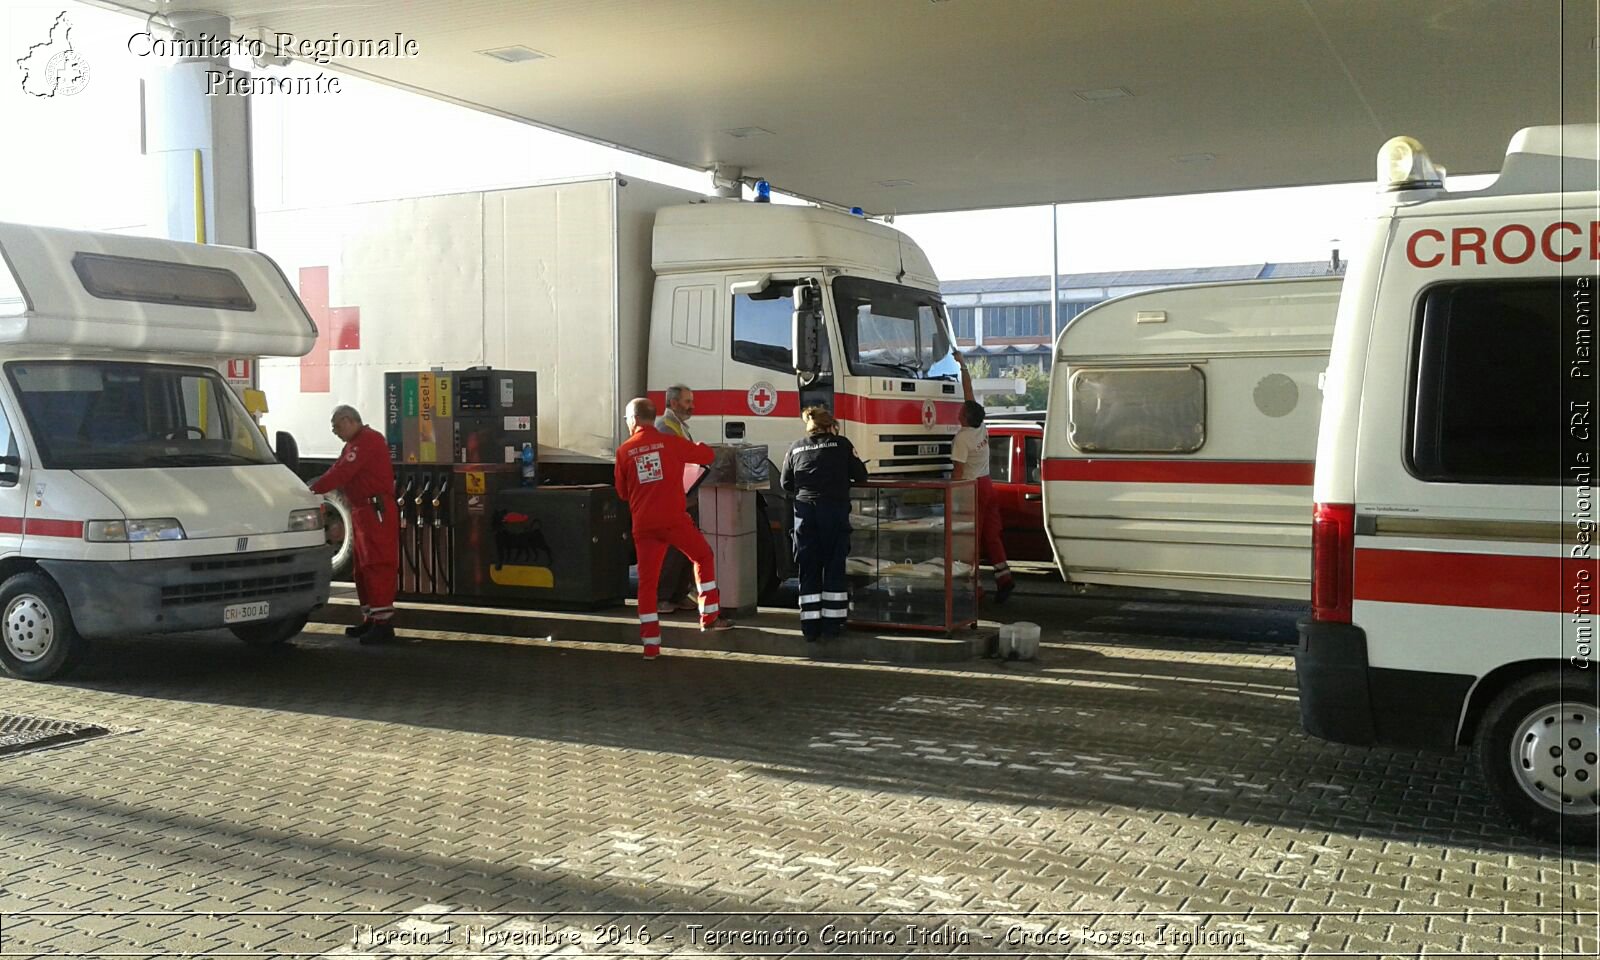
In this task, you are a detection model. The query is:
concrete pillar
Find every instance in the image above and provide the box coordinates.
[141,10,253,249]
[974,304,985,347]
[141,10,257,397]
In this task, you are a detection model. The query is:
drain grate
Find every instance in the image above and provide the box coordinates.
[0,713,111,756]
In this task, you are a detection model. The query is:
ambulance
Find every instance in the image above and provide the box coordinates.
[1297,125,1600,840]
[0,223,332,681]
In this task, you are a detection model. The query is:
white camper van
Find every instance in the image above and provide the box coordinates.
[1041,277,1341,599]
[0,223,331,681]
[1297,125,1600,839]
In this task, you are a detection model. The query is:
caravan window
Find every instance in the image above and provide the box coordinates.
[1407,279,1578,484]
[73,253,255,311]
[1068,366,1205,453]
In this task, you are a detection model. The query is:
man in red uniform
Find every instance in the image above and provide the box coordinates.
[614,397,732,658]
[310,405,400,644]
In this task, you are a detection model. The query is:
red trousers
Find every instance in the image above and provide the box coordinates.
[352,496,400,622]
[634,513,720,642]
[976,476,1013,587]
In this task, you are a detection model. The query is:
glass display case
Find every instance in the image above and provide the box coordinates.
[846,479,978,633]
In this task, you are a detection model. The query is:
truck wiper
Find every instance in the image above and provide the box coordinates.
[878,360,923,379]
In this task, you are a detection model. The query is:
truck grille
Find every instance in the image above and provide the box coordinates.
[160,569,319,607]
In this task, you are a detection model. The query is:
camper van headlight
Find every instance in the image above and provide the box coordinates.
[85,518,187,542]
[287,508,324,532]
[1378,135,1444,192]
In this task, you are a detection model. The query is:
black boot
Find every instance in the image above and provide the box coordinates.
[345,621,373,639]
[359,622,397,645]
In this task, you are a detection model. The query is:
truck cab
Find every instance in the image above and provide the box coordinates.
[647,203,963,472]
[0,223,331,680]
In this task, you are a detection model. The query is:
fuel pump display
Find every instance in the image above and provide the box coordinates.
[380,368,628,608]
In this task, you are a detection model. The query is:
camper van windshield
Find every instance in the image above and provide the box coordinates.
[833,276,959,380]
[6,361,276,470]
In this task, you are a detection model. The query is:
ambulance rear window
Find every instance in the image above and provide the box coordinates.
[1407,279,1583,485]
[72,253,255,311]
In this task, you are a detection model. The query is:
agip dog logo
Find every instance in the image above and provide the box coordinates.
[17,12,90,98]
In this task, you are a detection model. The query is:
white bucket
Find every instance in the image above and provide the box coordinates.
[995,622,1040,660]
[1011,621,1040,660]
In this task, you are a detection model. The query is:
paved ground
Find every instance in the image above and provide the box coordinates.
[0,584,1595,958]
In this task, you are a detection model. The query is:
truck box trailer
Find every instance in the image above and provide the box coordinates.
[255,174,966,597]
[1041,276,1341,600]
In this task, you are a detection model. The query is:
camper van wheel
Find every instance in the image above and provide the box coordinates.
[231,615,310,647]
[1475,671,1599,844]
[323,491,354,581]
[0,572,85,681]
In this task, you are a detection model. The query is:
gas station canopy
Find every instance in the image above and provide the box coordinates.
[99,0,1596,213]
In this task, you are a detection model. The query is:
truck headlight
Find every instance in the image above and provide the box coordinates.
[287,508,324,532]
[85,518,186,542]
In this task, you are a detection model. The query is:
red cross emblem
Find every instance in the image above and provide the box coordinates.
[748,381,778,416]
[297,266,362,393]
[921,399,937,428]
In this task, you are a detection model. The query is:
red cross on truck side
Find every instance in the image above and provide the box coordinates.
[754,387,773,407]
[297,266,362,393]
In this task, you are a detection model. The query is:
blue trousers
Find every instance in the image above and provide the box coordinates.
[794,498,851,638]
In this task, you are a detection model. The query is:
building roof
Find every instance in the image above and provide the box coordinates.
[940,260,1338,296]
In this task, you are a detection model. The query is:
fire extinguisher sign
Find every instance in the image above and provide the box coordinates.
[225,358,252,383]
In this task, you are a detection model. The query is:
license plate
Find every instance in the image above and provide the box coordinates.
[223,601,270,624]
[918,443,942,457]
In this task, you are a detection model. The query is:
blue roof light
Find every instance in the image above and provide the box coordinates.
[754,180,771,202]
[850,206,864,217]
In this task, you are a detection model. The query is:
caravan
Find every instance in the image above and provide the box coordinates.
[0,224,330,680]
[1297,125,1600,839]
[1041,277,1341,599]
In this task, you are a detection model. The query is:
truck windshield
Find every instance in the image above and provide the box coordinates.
[833,276,959,380]
[6,361,277,470]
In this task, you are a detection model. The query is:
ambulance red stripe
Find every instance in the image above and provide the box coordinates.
[1042,458,1315,485]
[1354,548,1593,613]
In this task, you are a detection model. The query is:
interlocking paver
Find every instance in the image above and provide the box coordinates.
[0,595,1594,957]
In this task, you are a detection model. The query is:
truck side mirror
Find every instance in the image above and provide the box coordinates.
[275,431,301,475]
[791,283,822,376]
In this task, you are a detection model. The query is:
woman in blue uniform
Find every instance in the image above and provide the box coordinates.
[781,407,869,640]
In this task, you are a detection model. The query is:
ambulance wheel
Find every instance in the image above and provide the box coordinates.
[1475,671,1599,844]
[0,572,85,681]
[231,615,309,647]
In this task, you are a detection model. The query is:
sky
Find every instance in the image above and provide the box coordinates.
[1,2,1492,282]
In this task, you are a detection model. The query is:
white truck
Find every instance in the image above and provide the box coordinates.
[0,223,332,680]
[254,174,966,597]
[1041,276,1341,599]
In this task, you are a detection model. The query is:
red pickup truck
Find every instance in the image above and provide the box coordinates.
[983,419,1052,563]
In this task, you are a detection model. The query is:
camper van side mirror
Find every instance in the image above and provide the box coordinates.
[791,282,822,376]
[0,454,18,487]
[275,431,301,475]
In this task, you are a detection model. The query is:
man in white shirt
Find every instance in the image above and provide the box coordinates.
[950,353,1013,604]
[654,384,699,612]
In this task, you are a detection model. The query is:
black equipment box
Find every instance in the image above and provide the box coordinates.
[451,476,629,609]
